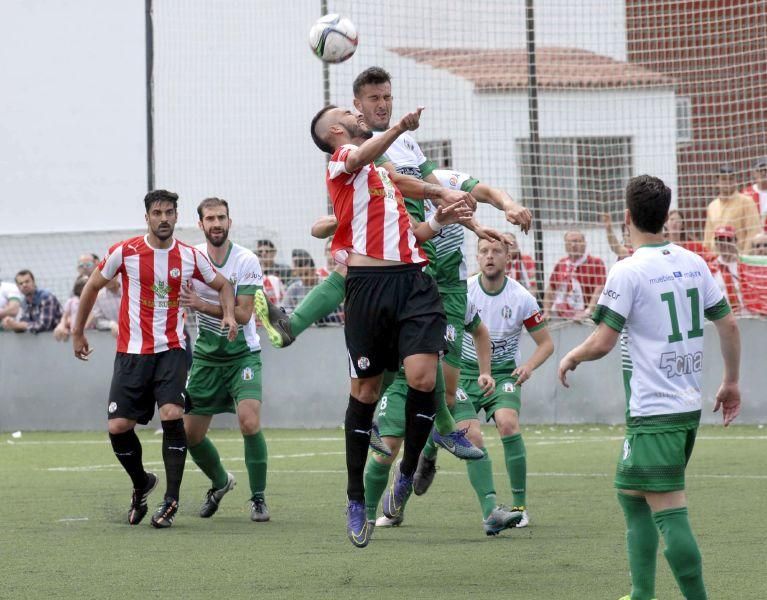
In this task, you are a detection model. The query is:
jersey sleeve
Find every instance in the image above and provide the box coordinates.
[522,291,545,332]
[464,299,482,332]
[700,258,731,320]
[193,248,217,284]
[408,136,436,178]
[98,242,124,280]
[237,254,264,296]
[328,144,358,179]
[374,154,389,167]
[592,264,634,332]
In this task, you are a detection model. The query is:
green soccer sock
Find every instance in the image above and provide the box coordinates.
[433,362,456,435]
[466,448,496,519]
[188,436,229,490]
[421,432,438,460]
[288,270,345,337]
[364,457,392,521]
[617,493,658,600]
[653,507,707,600]
[243,431,268,498]
[501,433,527,507]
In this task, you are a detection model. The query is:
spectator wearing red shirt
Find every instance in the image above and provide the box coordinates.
[543,230,606,320]
[666,209,711,261]
[708,225,742,312]
[741,157,767,231]
[504,232,538,296]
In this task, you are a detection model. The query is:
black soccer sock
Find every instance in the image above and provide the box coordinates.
[109,429,148,489]
[402,386,436,477]
[161,419,187,502]
[345,395,376,503]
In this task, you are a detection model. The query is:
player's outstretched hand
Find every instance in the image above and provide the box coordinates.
[713,381,741,427]
[179,281,201,310]
[222,315,238,342]
[438,188,477,211]
[475,226,505,243]
[558,354,579,388]
[511,364,532,385]
[435,201,473,227]
[397,107,424,132]
[73,332,93,361]
[478,373,496,397]
[505,203,533,234]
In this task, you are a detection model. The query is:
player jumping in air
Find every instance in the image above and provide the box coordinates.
[179,197,271,522]
[559,175,741,600]
[72,190,237,528]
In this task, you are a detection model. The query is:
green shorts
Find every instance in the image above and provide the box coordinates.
[376,361,446,438]
[452,375,521,423]
[614,428,697,492]
[185,353,262,416]
[441,292,466,369]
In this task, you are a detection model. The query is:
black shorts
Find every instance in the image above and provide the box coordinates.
[344,263,446,378]
[107,349,188,424]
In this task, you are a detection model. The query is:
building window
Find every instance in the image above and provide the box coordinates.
[517,137,633,223]
[419,139,453,168]
[676,97,692,144]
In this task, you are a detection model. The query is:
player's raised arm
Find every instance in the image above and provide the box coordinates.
[411,201,473,244]
[343,108,423,173]
[471,183,532,233]
[383,165,475,209]
[72,269,111,360]
[180,281,253,326]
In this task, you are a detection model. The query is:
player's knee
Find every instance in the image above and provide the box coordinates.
[406,372,436,392]
[159,403,184,421]
[373,452,396,466]
[464,423,483,447]
[238,414,261,435]
[496,420,520,437]
[107,419,133,435]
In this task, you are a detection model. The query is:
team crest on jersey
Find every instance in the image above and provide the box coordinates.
[169,268,181,278]
[357,356,370,370]
[455,388,468,403]
[242,367,254,381]
[622,439,631,461]
[501,305,512,319]
[503,381,515,393]
[152,280,170,298]
[108,402,117,414]
[444,324,456,342]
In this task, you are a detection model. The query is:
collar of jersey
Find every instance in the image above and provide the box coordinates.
[143,234,177,252]
[209,241,233,268]
[478,274,507,296]
[637,241,670,250]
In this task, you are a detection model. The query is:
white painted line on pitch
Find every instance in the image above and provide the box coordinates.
[57,517,89,522]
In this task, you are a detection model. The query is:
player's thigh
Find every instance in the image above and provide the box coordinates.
[376,377,408,441]
[614,428,697,493]
[152,349,188,413]
[398,269,446,373]
[237,399,263,434]
[108,352,157,426]
[350,373,384,405]
[228,353,263,432]
[442,362,460,407]
[440,291,465,372]
[483,377,521,426]
[452,380,481,425]
[402,353,439,392]
[183,414,213,446]
[185,361,234,417]
[493,408,520,437]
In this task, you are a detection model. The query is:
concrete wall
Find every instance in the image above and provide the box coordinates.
[1,318,764,431]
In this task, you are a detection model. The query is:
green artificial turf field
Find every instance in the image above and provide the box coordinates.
[2,425,765,599]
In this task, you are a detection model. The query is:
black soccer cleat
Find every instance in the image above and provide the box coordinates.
[199,472,236,518]
[151,496,179,529]
[128,471,158,526]
[249,496,270,522]
[254,289,295,348]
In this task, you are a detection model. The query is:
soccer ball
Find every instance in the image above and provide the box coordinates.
[308,14,358,64]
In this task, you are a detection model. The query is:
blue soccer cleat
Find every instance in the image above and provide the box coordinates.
[382,461,413,520]
[432,427,484,460]
[346,500,373,548]
[368,422,392,457]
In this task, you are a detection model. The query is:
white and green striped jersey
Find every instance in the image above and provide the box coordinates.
[191,241,263,364]
[461,274,544,377]
[592,242,730,431]
[425,169,480,293]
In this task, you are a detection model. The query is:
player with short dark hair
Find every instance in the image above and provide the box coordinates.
[72,190,237,529]
[559,175,741,600]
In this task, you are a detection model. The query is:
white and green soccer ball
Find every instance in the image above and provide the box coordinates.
[309,14,358,64]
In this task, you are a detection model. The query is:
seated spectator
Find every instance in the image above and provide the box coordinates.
[283,249,319,313]
[504,232,538,296]
[703,163,761,254]
[92,277,122,337]
[77,253,99,279]
[1,270,62,333]
[708,226,742,312]
[740,232,767,315]
[0,274,23,329]
[543,231,606,320]
[54,276,90,341]
[255,239,292,279]
[666,209,711,260]
[601,212,631,260]
[740,157,767,231]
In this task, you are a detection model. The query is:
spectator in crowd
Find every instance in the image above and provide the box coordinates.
[92,277,122,337]
[708,225,742,312]
[666,209,710,259]
[601,212,631,260]
[255,239,289,305]
[54,276,90,341]
[0,274,23,329]
[703,163,761,254]
[748,232,767,256]
[283,249,320,314]
[543,230,606,320]
[77,253,99,278]
[739,232,767,316]
[1,270,62,333]
[741,156,767,231]
[504,232,538,296]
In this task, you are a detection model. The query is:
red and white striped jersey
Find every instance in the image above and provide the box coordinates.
[327,144,427,265]
[98,235,217,354]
